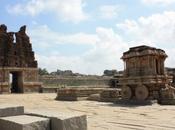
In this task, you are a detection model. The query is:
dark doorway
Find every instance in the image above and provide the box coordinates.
[10,72,23,93]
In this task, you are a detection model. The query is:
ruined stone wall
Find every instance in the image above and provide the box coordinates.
[0,68,41,93]
[40,76,110,88]
[23,69,38,82]
[0,24,41,93]
[0,24,37,68]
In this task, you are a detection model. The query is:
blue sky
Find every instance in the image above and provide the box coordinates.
[1,0,175,75]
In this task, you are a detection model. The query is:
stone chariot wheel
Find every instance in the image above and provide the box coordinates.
[135,85,149,100]
[121,86,132,100]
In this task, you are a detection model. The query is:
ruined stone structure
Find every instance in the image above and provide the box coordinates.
[0,24,41,93]
[56,88,107,101]
[119,45,173,100]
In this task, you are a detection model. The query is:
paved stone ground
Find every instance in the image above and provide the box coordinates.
[1,93,175,130]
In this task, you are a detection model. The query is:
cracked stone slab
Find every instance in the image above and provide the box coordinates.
[0,104,24,117]
[0,115,50,130]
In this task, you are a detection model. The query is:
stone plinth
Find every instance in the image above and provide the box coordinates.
[0,115,50,130]
[0,105,24,117]
[56,88,107,101]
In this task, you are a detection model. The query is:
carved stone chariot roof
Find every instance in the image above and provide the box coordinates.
[122,45,167,59]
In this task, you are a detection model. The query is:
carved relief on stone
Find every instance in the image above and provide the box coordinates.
[140,57,147,68]
[24,70,38,82]
[122,45,167,76]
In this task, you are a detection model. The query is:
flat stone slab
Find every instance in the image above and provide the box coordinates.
[0,104,24,117]
[0,115,50,130]
[26,110,87,130]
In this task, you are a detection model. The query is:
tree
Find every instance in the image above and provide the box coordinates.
[103,69,117,76]
[39,68,49,75]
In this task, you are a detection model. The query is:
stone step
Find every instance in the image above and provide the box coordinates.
[26,110,87,130]
[0,104,24,117]
[0,115,50,130]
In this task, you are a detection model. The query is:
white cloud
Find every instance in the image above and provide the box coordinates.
[30,11,175,74]
[99,5,120,19]
[7,0,88,23]
[30,25,128,75]
[29,25,98,47]
[33,10,175,74]
[36,54,82,73]
[142,0,175,5]
[81,27,128,74]
[117,11,175,67]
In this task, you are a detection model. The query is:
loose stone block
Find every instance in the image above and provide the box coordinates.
[0,115,50,130]
[0,104,24,117]
[27,110,87,130]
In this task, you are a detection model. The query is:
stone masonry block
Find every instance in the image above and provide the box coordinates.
[0,104,24,117]
[26,110,87,130]
[0,115,50,130]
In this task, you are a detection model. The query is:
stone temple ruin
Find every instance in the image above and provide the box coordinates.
[55,45,175,104]
[119,45,175,102]
[0,24,41,93]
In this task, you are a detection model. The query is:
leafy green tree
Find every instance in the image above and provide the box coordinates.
[39,68,49,75]
[103,69,117,76]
